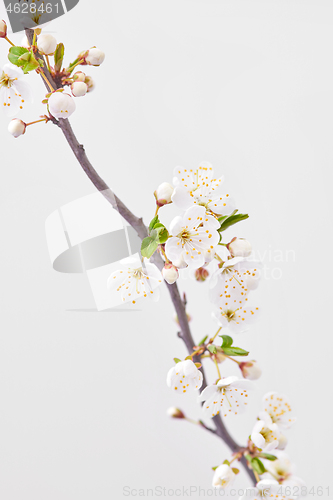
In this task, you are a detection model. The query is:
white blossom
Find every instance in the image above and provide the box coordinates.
[210,256,261,304]
[228,237,252,257]
[85,47,105,66]
[107,257,162,305]
[167,359,203,393]
[8,118,26,138]
[162,263,179,284]
[37,34,57,55]
[155,182,174,206]
[251,411,280,451]
[262,452,305,491]
[212,464,236,489]
[71,81,88,97]
[263,392,296,430]
[165,205,220,269]
[198,376,254,418]
[0,64,31,117]
[48,91,76,119]
[20,36,30,48]
[239,479,296,500]
[239,360,262,380]
[172,162,234,215]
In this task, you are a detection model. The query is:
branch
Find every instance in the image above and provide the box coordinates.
[26,28,256,485]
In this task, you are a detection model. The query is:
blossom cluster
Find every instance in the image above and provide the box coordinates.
[0,22,105,136]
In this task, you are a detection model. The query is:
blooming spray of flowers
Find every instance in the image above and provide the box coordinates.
[0,21,303,499]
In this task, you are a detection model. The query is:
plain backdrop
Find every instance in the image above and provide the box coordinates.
[0,1,332,499]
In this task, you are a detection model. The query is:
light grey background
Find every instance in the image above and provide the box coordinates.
[0,1,332,498]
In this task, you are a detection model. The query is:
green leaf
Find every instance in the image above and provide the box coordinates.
[222,346,249,357]
[218,210,249,232]
[173,358,181,364]
[258,453,278,461]
[223,459,230,466]
[251,457,266,475]
[194,362,202,369]
[141,236,158,259]
[232,468,240,475]
[220,335,233,348]
[54,43,64,73]
[151,225,169,244]
[211,466,218,471]
[208,345,217,354]
[149,215,159,231]
[198,335,208,346]
[8,46,29,66]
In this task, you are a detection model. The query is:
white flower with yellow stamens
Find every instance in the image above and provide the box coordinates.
[212,280,259,334]
[165,205,220,269]
[171,161,235,215]
[239,479,296,500]
[263,392,296,430]
[251,411,280,452]
[262,451,305,491]
[107,257,162,305]
[166,359,203,393]
[210,256,261,304]
[0,64,31,117]
[198,376,254,418]
[212,464,236,489]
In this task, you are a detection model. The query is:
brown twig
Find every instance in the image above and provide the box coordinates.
[25,28,256,485]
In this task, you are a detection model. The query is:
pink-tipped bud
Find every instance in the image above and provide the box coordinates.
[8,119,26,138]
[167,407,185,419]
[154,182,174,207]
[85,47,105,66]
[162,263,179,284]
[195,267,209,282]
[0,20,7,38]
[71,81,88,97]
[239,360,262,380]
[227,237,252,257]
[73,71,86,82]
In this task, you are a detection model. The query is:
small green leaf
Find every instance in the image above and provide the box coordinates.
[251,457,266,475]
[220,335,233,348]
[173,358,181,364]
[198,335,208,346]
[232,467,240,475]
[208,345,217,354]
[223,459,230,466]
[149,215,159,231]
[212,466,218,471]
[194,362,202,369]
[218,210,249,232]
[258,453,278,461]
[141,236,158,259]
[8,46,29,66]
[54,43,65,72]
[222,347,249,357]
[185,355,192,361]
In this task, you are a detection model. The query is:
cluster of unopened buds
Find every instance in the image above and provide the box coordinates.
[0,20,105,136]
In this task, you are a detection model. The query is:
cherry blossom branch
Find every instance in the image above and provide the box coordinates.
[25,28,256,485]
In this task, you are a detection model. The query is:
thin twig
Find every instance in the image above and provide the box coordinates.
[26,28,256,485]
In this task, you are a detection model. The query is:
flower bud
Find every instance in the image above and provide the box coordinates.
[215,349,227,364]
[48,91,76,119]
[0,20,7,38]
[8,119,26,138]
[71,81,88,97]
[84,76,95,92]
[85,47,105,66]
[154,182,174,207]
[227,237,252,257]
[167,407,185,419]
[195,267,209,282]
[239,360,262,380]
[73,71,86,82]
[37,34,57,55]
[162,263,179,284]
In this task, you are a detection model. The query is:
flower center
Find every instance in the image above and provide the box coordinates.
[223,309,236,322]
[131,268,143,279]
[261,428,273,442]
[0,73,14,89]
[178,229,190,242]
